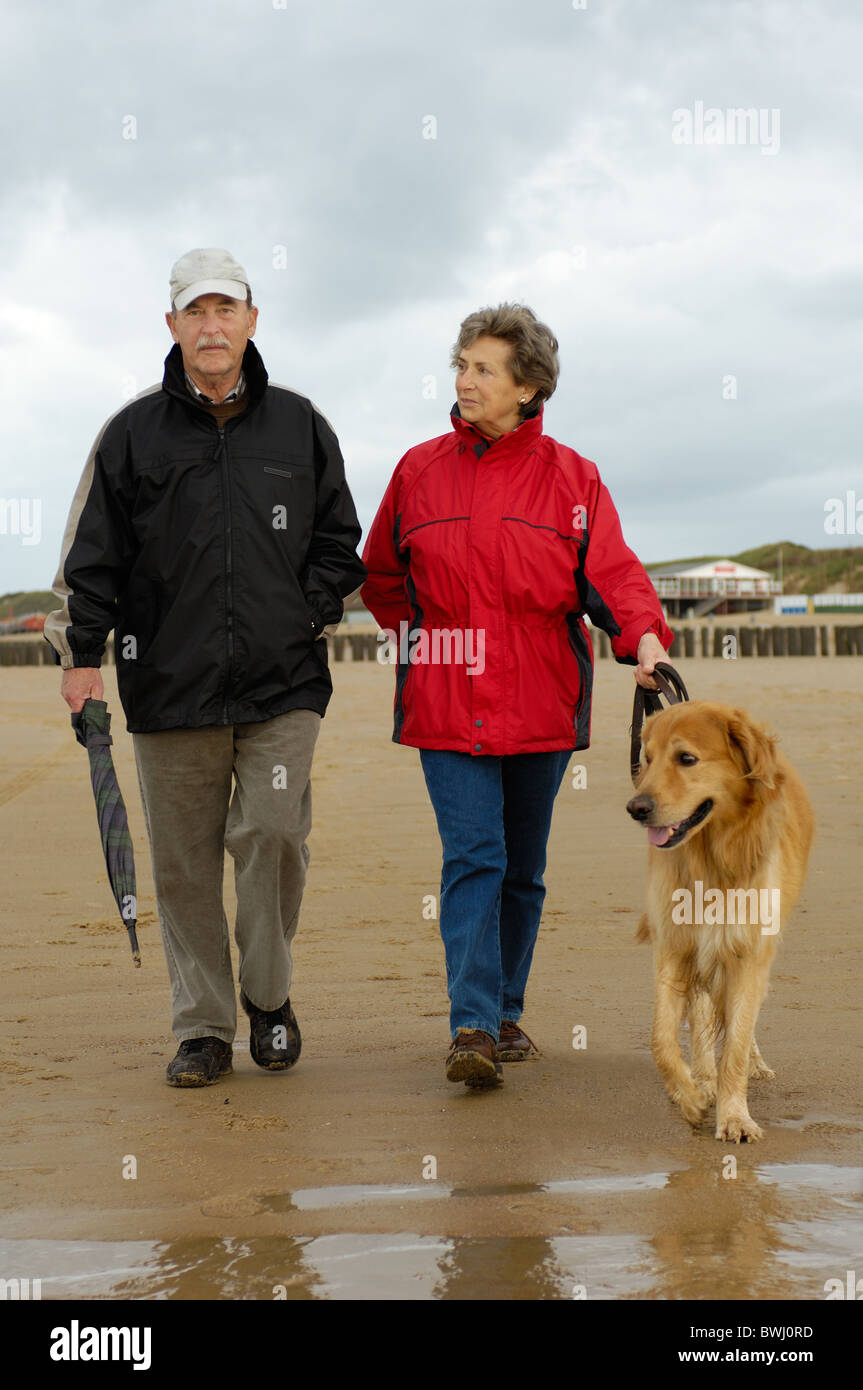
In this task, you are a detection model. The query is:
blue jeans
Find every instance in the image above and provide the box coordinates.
[419,748,573,1039]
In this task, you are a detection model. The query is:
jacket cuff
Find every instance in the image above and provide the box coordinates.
[307,597,345,639]
[61,650,104,670]
[611,614,673,663]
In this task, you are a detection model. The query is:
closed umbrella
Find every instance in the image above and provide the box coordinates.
[71,697,141,966]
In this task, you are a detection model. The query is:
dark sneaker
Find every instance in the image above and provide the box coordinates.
[445,1029,503,1088]
[166,1036,232,1087]
[496,1019,538,1062]
[240,990,301,1070]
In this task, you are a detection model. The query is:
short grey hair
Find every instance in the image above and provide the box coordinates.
[451,303,560,413]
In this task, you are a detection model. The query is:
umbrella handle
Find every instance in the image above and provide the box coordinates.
[72,698,113,749]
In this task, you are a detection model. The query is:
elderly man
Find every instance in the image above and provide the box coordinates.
[44,248,366,1086]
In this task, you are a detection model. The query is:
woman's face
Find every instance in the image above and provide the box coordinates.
[454,335,536,441]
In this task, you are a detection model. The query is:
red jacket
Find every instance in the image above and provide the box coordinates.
[361,408,673,755]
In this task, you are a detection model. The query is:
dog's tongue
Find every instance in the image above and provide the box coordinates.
[648,824,677,847]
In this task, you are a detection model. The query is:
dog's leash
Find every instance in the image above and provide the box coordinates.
[630,661,690,786]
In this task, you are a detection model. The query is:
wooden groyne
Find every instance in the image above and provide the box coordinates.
[3,623,863,666]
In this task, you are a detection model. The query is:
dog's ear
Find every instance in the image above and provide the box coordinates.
[725,708,780,791]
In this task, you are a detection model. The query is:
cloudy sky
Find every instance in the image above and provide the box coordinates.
[1,0,860,595]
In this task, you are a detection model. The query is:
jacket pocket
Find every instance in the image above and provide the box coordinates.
[263,465,293,479]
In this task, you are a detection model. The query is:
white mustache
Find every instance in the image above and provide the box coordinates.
[195,335,231,350]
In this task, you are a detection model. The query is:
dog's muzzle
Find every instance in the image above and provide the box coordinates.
[626,795,714,849]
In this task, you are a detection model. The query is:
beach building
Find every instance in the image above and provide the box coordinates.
[647,559,781,618]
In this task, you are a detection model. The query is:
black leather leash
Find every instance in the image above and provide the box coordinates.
[630,661,690,786]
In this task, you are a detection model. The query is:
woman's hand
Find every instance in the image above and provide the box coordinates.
[634,632,670,690]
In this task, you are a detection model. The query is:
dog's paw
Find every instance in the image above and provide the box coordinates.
[748,1061,775,1081]
[716,1112,763,1143]
[691,1074,717,1105]
[672,1084,710,1127]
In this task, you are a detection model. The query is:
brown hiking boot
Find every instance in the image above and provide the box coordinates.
[496,1020,538,1062]
[166,1036,233,1087]
[240,990,301,1071]
[445,1030,503,1088]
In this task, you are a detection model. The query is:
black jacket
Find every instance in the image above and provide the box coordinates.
[44,341,366,732]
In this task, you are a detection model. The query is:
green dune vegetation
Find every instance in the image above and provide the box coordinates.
[645,542,863,596]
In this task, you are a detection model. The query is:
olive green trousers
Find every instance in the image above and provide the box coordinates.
[133,709,321,1043]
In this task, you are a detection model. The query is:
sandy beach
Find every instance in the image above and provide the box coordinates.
[1,651,861,1301]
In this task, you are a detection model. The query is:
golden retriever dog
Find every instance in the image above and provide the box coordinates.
[627,701,814,1143]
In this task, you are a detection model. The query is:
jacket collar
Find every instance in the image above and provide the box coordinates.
[450,401,544,455]
[162,339,269,410]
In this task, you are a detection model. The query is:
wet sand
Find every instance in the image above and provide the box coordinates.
[1,653,861,1299]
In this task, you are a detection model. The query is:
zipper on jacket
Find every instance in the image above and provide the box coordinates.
[215,426,234,723]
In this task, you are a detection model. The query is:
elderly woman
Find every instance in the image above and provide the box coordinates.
[361,304,673,1088]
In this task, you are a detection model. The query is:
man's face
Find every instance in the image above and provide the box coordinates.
[165,293,258,386]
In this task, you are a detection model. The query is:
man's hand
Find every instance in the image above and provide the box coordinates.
[634,632,671,691]
[61,666,103,713]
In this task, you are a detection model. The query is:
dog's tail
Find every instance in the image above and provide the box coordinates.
[635,913,652,945]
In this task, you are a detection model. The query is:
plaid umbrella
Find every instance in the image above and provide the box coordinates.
[71,697,141,967]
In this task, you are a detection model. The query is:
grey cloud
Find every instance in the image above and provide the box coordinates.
[1,0,861,592]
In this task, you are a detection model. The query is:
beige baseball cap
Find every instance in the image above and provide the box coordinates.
[169,248,250,311]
